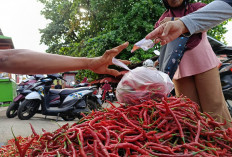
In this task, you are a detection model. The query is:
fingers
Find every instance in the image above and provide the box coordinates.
[145,29,157,40]
[118,59,131,65]
[154,61,159,66]
[113,42,129,54]
[106,69,120,76]
[162,22,172,37]
[160,19,166,25]
[103,42,129,60]
[160,21,164,25]
[145,25,164,40]
[154,38,161,44]
[160,40,167,45]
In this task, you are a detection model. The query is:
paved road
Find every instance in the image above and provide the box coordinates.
[0,107,76,146]
[0,102,117,146]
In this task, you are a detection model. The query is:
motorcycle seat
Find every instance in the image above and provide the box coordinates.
[60,87,90,95]
[50,89,63,94]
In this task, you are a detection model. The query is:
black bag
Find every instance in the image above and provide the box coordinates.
[158,36,189,79]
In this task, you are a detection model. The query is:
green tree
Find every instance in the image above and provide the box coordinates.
[38,0,229,79]
[38,0,165,59]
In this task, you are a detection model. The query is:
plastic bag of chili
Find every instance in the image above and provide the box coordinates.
[116,66,174,105]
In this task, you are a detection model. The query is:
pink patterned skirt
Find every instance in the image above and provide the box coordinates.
[173,33,221,80]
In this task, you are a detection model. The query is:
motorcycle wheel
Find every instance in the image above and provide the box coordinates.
[17,100,40,120]
[72,99,97,120]
[6,102,20,118]
[61,114,75,121]
[223,90,232,116]
[109,95,113,102]
[87,99,101,111]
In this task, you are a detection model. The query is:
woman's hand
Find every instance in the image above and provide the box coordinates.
[160,17,173,25]
[146,20,188,45]
[160,17,180,25]
[88,42,131,76]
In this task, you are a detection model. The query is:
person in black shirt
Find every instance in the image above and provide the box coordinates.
[55,82,62,89]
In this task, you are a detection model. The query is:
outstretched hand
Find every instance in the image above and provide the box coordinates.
[146,20,188,45]
[88,42,131,76]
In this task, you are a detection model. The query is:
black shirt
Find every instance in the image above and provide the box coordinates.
[55,84,62,89]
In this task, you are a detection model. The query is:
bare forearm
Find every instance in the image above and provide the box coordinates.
[0,42,130,76]
[0,49,92,74]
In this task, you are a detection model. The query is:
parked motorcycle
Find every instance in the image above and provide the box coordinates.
[17,74,102,121]
[219,56,232,115]
[107,89,116,102]
[74,82,89,88]
[6,75,44,118]
[102,89,115,102]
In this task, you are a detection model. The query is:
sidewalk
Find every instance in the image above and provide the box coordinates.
[0,106,7,112]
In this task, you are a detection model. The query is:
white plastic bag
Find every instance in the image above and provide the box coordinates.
[131,38,155,53]
[116,66,174,105]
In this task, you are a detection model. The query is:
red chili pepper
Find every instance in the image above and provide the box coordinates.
[93,140,99,157]
[21,137,35,157]
[100,126,110,146]
[29,123,38,137]
[195,120,201,143]
[139,108,144,123]
[142,116,162,129]
[203,112,215,121]
[11,127,23,157]
[89,116,103,129]
[76,133,86,157]
[208,119,227,128]
[86,128,110,157]
[163,100,185,143]
[157,119,168,129]
[2,96,232,157]
[115,109,143,131]
[124,131,144,143]
[65,135,78,157]
[106,143,149,155]
[118,130,138,141]
[42,148,61,156]
[182,143,208,157]
[215,139,232,150]
[109,153,120,157]
[106,125,123,132]
[204,141,219,157]
[143,108,149,125]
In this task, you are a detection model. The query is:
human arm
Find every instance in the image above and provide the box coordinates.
[146,0,232,44]
[0,42,130,76]
[180,0,232,34]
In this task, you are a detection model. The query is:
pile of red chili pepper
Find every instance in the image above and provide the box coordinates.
[0,96,232,157]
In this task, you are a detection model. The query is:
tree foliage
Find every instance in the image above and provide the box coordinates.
[38,0,229,79]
